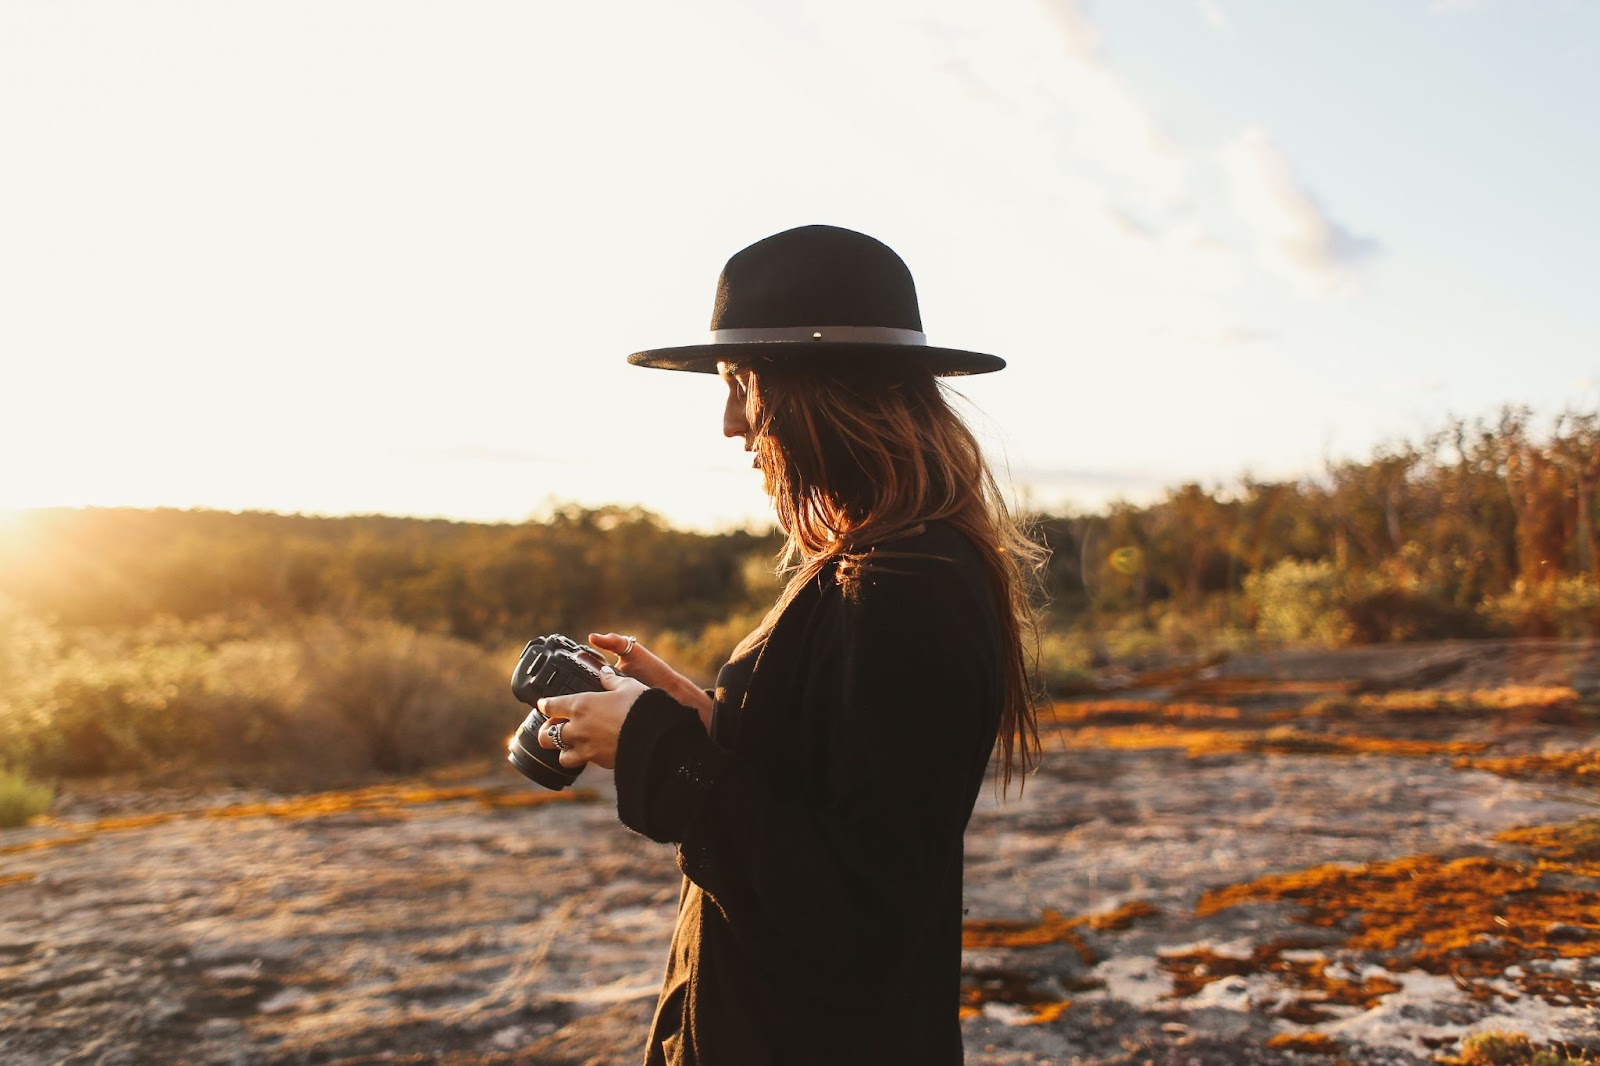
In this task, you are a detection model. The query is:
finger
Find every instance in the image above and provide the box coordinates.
[536,694,576,719]
[590,631,648,663]
[558,748,586,770]
[537,717,569,750]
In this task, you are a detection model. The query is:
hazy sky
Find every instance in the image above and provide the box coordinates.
[3,0,1596,530]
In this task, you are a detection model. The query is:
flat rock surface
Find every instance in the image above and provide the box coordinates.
[3,639,1598,1065]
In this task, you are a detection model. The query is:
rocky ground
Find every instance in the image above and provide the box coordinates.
[2,638,1598,1065]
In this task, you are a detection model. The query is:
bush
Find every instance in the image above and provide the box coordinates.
[1342,586,1486,643]
[1036,628,1098,695]
[0,610,514,786]
[1481,577,1600,638]
[0,770,53,828]
[1244,559,1349,645]
[648,608,769,689]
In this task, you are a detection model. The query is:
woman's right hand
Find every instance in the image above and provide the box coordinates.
[589,632,714,731]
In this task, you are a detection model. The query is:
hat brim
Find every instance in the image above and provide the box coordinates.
[627,342,1005,377]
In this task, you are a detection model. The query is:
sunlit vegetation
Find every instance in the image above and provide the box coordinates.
[0,406,1595,789]
[0,770,53,828]
[1438,1030,1598,1066]
[1041,407,1600,646]
[0,607,513,784]
[1195,823,1600,1008]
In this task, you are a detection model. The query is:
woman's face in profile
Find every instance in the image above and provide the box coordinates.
[718,363,756,464]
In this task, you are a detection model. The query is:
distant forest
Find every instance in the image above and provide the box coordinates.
[2,406,1597,645]
[1,405,1595,785]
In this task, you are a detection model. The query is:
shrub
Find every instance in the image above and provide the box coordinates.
[0,770,53,828]
[1244,559,1349,645]
[648,609,768,688]
[1481,577,1600,638]
[0,611,512,786]
[1037,628,1098,695]
[1342,586,1485,643]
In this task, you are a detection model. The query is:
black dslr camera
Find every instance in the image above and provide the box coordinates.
[508,634,613,790]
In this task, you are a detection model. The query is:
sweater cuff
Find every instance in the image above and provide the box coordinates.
[614,688,733,843]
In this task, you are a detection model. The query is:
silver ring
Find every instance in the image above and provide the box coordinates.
[548,721,570,751]
[621,635,637,658]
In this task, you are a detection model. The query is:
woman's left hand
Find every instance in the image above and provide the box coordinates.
[535,668,647,770]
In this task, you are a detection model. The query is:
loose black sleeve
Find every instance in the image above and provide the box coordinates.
[612,550,999,1000]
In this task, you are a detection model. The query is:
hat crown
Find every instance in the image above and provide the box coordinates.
[710,225,924,333]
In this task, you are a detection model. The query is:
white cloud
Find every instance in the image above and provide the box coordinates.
[1218,126,1379,293]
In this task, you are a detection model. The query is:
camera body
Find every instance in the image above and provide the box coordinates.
[508,634,610,790]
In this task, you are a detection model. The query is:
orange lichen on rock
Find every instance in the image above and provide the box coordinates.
[958,966,1084,1023]
[7,784,595,851]
[0,832,93,856]
[1173,678,1359,700]
[1266,1031,1344,1055]
[1159,940,1401,1021]
[960,960,1075,1024]
[1460,750,1600,793]
[1496,818,1600,878]
[963,900,1158,956]
[1087,900,1160,931]
[1062,725,1485,759]
[1196,844,1600,1006]
[1309,686,1583,722]
[1047,700,1243,728]
[962,910,1095,961]
[959,902,1156,1019]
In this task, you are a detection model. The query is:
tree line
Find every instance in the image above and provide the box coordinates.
[1,406,1595,646]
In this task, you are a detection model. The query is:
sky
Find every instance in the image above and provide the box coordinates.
[2,0,1596,531]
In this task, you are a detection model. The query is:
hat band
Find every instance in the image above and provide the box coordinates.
[709,325,928,346]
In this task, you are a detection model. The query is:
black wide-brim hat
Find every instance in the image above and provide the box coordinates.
[627,225,1005,376]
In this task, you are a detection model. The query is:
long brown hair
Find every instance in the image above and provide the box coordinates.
[728,357,1048,792]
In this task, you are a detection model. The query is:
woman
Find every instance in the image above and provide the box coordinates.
[534,225,1045,1064]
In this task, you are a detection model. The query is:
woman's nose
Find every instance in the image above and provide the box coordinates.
[723,389,750,439]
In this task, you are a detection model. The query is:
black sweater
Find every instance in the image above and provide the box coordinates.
[613,522,1004,1065]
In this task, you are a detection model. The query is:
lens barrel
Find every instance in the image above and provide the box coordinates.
[507,637,607,791]
[507,706,581,790]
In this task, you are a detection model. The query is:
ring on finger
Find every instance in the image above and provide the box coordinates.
[548,720,571,751]
[621,635,637,658]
